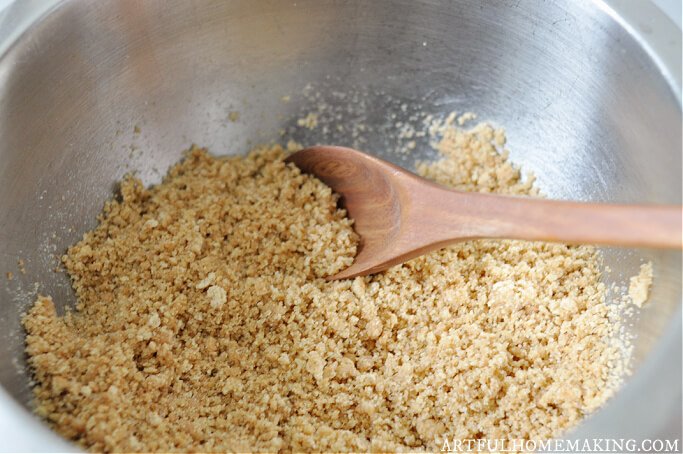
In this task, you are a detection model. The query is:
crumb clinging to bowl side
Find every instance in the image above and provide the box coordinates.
[629,262,654,308]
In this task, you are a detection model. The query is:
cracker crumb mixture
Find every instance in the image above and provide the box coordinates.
[24,126,628,452]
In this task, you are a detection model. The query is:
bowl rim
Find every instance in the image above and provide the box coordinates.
[0,0,680,450]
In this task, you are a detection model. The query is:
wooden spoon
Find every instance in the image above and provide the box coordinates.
[285,146,682,281]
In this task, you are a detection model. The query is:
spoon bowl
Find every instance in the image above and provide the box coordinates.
[286,146,682,280]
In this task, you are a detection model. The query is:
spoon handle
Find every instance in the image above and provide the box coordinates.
[426,188,682,248]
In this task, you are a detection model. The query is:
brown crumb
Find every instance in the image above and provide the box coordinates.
[628,262,653,307]
[134,125,141,133]
[23,129,629,452]
[297,112,318,129]
[6,272,12,279]
[18,259,24,267]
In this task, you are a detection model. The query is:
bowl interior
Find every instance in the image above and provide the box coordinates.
[0,0,680,444]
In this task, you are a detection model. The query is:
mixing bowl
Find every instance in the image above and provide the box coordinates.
[0,0,680,450]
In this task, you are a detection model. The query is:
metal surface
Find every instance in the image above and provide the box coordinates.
[0,0,680,450]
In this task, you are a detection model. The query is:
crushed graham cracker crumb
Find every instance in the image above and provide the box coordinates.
[297,113,318,130]
[628,262,654,307]
[23,126,630,452]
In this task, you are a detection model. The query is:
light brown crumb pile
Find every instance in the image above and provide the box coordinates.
[24,127,627,452]
[628,262,653,307]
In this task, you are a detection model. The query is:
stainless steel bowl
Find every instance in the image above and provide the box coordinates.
[0,0,680,450]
